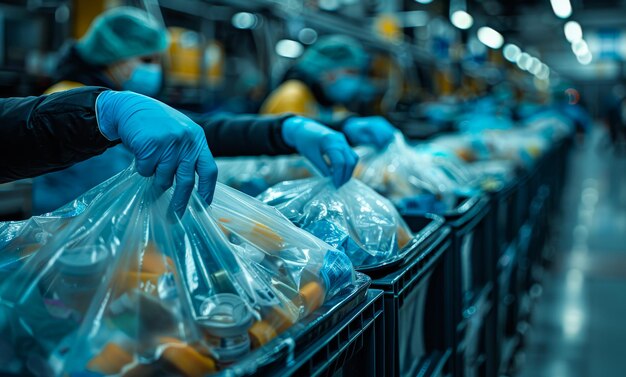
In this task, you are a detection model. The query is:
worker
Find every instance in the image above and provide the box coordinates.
[33,7,357,214]
[2,87,356,215]
[260,34,397,150]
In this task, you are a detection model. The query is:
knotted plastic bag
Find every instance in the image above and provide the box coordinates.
[0,164,356,376]
[354,133,458,213]
[257,177,415,269]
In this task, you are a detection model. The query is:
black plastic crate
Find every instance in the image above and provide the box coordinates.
[488,180,519,258]
[441,195,494,377]
[369,214,454,377]
[270,289,386,377]
[495,240,518,373]
[399,195,494,377]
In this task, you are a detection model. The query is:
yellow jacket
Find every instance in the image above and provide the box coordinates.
[260,80,350,125]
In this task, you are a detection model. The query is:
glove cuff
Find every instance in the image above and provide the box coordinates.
[95,90,121,141]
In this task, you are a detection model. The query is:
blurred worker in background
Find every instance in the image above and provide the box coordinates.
[261,34,397,151]
[33,7,358,214]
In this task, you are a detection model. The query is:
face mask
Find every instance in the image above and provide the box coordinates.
[122,63,162,97]
[324,75,362,104]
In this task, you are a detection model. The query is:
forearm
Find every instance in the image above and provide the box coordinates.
[192,113,297,157]
[0,87,118,183]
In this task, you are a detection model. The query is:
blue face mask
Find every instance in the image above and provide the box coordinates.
[122,63,162,97]
[324,75,362,104]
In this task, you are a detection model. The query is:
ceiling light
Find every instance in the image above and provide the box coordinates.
[231,12,257,29]
[537,63,550,80]
[275,39,304,58]
[564,21,582,42]
[577,52,592,65]
[550,0,572,19]
[529,57,542,75]
[503,43,521,62]
[450,10,473,30]
[516,52,531,71]
[477,26,504,49]
[572,40,589,56]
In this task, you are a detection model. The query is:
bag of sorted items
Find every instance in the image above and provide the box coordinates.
[257,177,416,270]
[354,132,459,213]
[216,155,316,197]
[0,164,357,377]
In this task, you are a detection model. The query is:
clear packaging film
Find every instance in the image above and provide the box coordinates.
[354,133,459,213]
[0,170,134,275]
[0,164,357,377]
[257,177,417,269]
[216,155,316,197]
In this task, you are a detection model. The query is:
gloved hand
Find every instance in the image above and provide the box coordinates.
[96,90,217,216]
[282,116,358,188]
[342,116,396,150]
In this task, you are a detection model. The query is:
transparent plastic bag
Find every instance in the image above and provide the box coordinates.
[0,168,137,276]
[354,133,458,212]
[0,164,356,376]
[257,177,416,269]
[217,155,316,196]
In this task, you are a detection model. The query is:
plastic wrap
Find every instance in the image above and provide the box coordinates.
[217,155,316,196]
[0,169,136,276]
[0,164,356,376]
[257,177,416,269]
[354,133,458,213]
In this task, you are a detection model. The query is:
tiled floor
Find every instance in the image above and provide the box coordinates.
[517,129,626,377]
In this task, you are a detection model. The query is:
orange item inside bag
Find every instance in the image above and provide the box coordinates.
[248,320,277,348]
[87,343,134,375]
[159,338,217,377]
[298,281,325,313]
[397,226,412,249]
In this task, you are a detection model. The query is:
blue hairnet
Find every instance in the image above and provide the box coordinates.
[296,35,369,78]
[76,7,169,66]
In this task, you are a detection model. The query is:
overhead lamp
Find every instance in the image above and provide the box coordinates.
[577,52,592,65]
[275,39,304,58]
[477,26,504,49]
[537,64,550,80]
[529,57,542,75]
[564,21,582,42]
[415,0,434,4]
[550,0,572,19]
[450,10,473,30]
[231,12,257,29]
[503,43,521,62]
[516,52,531,71]
[571,40,589,56]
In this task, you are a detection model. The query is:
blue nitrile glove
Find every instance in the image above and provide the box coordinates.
[342,116,396,150]
[282,116,358,188]
[96,91,218,216]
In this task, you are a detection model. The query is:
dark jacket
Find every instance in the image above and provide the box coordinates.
[0,86,295,184]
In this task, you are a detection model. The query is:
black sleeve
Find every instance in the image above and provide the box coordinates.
[0,87,118,183]
[190,112,297,157]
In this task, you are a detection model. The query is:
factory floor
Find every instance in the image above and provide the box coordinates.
[517,126,626,377]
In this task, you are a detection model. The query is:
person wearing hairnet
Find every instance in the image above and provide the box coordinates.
[34,7,357,214]
[261,35,397,150]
